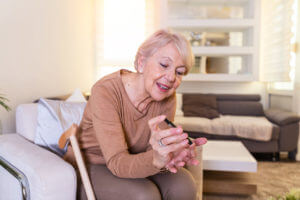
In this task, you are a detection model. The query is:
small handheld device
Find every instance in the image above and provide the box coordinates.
[164,118,193,145]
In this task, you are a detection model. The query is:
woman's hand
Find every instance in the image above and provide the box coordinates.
[166,136,207,173]
[148,115,189,170]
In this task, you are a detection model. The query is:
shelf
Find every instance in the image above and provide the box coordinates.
[168,19,255,31]
[183,74,255,82]
[192,47,253,56]
[162,0,259,82]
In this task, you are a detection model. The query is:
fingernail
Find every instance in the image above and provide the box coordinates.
[177,128,182,133]
[181,139,188,144]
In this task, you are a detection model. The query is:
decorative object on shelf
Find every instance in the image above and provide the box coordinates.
[190,32,202,46]
[0,94,11,134]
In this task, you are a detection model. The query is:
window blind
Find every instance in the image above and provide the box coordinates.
[261,0,295,82]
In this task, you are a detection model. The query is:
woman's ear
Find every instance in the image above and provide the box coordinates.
[137,56,146,73]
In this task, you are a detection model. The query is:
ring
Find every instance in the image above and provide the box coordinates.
[158,138,166,147]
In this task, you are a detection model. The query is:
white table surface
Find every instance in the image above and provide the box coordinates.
[202,140,257,172]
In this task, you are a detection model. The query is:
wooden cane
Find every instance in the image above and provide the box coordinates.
[59,124,96,200]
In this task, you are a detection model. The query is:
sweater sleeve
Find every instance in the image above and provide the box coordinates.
[90,83,160,178]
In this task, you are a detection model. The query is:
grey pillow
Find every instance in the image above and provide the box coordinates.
[35,98,86,156]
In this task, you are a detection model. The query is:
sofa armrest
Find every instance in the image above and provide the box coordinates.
[264,109,300,126]
[186,145,203,200]
[0,134,77,200]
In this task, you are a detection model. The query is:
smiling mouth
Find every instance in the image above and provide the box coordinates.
[157,82,171,92]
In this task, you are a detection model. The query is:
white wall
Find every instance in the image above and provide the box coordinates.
[0,0,95,133]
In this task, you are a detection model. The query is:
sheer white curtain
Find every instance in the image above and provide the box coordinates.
[95,0,159,80]
[261,0,296,82]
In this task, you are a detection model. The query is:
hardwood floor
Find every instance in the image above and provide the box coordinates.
[203,160,300,200]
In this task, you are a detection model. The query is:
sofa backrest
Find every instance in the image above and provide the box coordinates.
[215,94,264,116]
[16,103,38,142]
[181,93,264,117]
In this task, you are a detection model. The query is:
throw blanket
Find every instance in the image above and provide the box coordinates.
[174,115,274,141]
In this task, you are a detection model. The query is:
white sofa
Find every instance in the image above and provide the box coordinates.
[0,103,203,200]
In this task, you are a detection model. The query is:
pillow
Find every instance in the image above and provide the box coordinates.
[66,88,87,102]
[182,94,219,119]
[34,98,86,156]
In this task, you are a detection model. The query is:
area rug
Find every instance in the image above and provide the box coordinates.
[203,160,300,200]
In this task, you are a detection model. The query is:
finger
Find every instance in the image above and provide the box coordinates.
[186,158,199,166]
[165,161,178,173]
[193,137,207,146]
[189,143,196,158]
[177,161,185,167]
[167,150,187,169]
[160,132,188,146]
[163,139,189,155]
[148,115,166,132]
[166,162,174,171]
[173,149,188,163]
[156,127,183,141]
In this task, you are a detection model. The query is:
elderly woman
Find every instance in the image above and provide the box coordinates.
[65,29,207,200]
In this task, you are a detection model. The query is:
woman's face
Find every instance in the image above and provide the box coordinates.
[139,43,187,101]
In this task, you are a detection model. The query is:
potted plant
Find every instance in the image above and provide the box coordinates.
[268,188,300,200]
[0,94,11,134]
[0,94,11,112]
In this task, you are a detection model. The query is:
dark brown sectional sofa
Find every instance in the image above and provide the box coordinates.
[180,93,300,160]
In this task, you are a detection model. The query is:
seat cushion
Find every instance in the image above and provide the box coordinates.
[175,115,275,141]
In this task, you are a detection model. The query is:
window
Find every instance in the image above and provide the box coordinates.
[96,0,158,80]
[262,0,298,90]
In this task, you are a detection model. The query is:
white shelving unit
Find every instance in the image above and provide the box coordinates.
[159,0,260,82]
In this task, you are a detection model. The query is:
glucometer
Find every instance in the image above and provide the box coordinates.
[164,118,193,145]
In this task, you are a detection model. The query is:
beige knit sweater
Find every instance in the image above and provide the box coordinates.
[65,70,176,178]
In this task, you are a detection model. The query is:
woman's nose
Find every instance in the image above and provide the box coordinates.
[165,70,176,83]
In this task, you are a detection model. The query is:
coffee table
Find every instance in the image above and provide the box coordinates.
[202,140,257,195]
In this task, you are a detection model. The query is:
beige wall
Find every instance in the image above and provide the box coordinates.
[0,0,95,133]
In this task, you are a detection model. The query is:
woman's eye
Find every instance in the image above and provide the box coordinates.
[176,71,184,76]
[160,63,168,68]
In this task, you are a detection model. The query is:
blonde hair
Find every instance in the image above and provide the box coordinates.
[134,29,194,74]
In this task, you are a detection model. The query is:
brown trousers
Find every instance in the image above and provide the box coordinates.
[77,164,197,200]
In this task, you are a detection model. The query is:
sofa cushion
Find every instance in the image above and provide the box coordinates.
[218,101,264,116]
[182,94,219,119]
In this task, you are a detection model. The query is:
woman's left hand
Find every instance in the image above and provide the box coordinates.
[166,137,207,173]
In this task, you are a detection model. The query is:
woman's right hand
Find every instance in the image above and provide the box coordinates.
[148,115,189,171]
